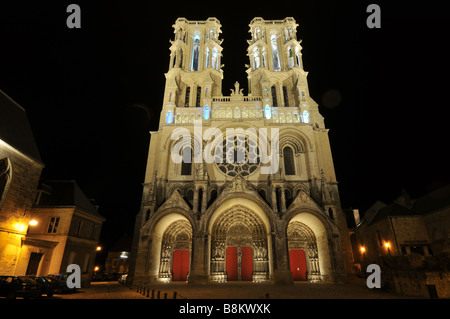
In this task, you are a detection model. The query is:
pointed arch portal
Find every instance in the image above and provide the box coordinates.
[210,206,269,282]
[158,219,193,281]
[287,221,321,281]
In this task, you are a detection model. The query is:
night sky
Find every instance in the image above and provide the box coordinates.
[1,1,449,252]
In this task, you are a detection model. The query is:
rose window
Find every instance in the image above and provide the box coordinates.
[214,134,260,177]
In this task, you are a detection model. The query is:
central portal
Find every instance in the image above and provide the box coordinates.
[210,205,269,282]
[226,246,253,281]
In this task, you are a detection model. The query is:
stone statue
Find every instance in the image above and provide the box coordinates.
[230,81,244,96]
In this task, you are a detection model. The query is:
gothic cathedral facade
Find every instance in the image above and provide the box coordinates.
[129,17,353,285]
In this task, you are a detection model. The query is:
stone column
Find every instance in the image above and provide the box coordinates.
[272,221,293,285]
[193,188,199,212]
[188,233,209,284]
[201,189,207,214]
[271,187,278,213]
[280,187,287,213]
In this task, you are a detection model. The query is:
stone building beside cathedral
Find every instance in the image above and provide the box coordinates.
[129,17,354,285]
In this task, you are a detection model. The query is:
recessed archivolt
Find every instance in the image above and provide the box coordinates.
[279,135,305,154]
[162,219,193,243]
[287,221,316,244]
[211,206,267,241]
[275,128,312,150]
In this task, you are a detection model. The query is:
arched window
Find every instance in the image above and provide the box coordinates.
[191,35,200,71]
[205,47,210,68]
[288,47,294,69]
[181,146,192,175]
[212,47,218,69]
[276,187,282,212]
[283,86,289,107]
[264,105,271,120]
[166,111,173,124]
[184,87,190,107]
[262,48,267,67]
[302,110,310,123]
[253,47,260,69]
[283,146,295,175]
[271,86,278,106]
[145,209,151,221]
[198,188,203,212]
[196,86,202,107]
[271,35,281,71]
[204,105,210,120]
[295,47,301,68]
[0,158,11,209]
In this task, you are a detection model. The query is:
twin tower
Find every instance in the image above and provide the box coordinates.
[129,17,354,286]
[163,17,318,126]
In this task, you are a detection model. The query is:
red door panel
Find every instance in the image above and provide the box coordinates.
[241,246,253,281]
[289,249,307,281]
[226,246,238,281]
[172,249,190,281]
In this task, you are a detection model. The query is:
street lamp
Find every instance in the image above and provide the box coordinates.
[29,219,38,226]
[359,246,366,275]
[384,241,391,255]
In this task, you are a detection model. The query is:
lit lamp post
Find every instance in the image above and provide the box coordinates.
[26,219,38,235]
[384,242,391,255]
[360,246,366,275]
[29,219,38,226]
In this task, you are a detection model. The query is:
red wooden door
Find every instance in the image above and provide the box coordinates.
[241,246,253,281]
[172,249,190,281]
[226,246,238,281]
[289,249,307,281]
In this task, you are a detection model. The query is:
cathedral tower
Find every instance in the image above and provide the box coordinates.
[129,17,353,286]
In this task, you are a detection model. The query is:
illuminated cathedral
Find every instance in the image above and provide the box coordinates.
[129,17,353,285]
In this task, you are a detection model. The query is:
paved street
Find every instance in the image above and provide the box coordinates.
[50,278,417,299]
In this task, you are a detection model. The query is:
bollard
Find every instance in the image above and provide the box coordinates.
[136,285,139,292]
[151,289,155,299]
[146,289,150,298]
[164,293,167,299]
[142,287,146,295]
[173,291,177,299]
[265,293,270,299]
[157,290,160,299]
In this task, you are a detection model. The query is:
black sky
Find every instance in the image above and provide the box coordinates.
[1,1,449,251]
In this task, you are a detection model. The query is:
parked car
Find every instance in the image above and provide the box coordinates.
[47,273,76,293]
[26,276,62,297]
[0,276,42,299]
